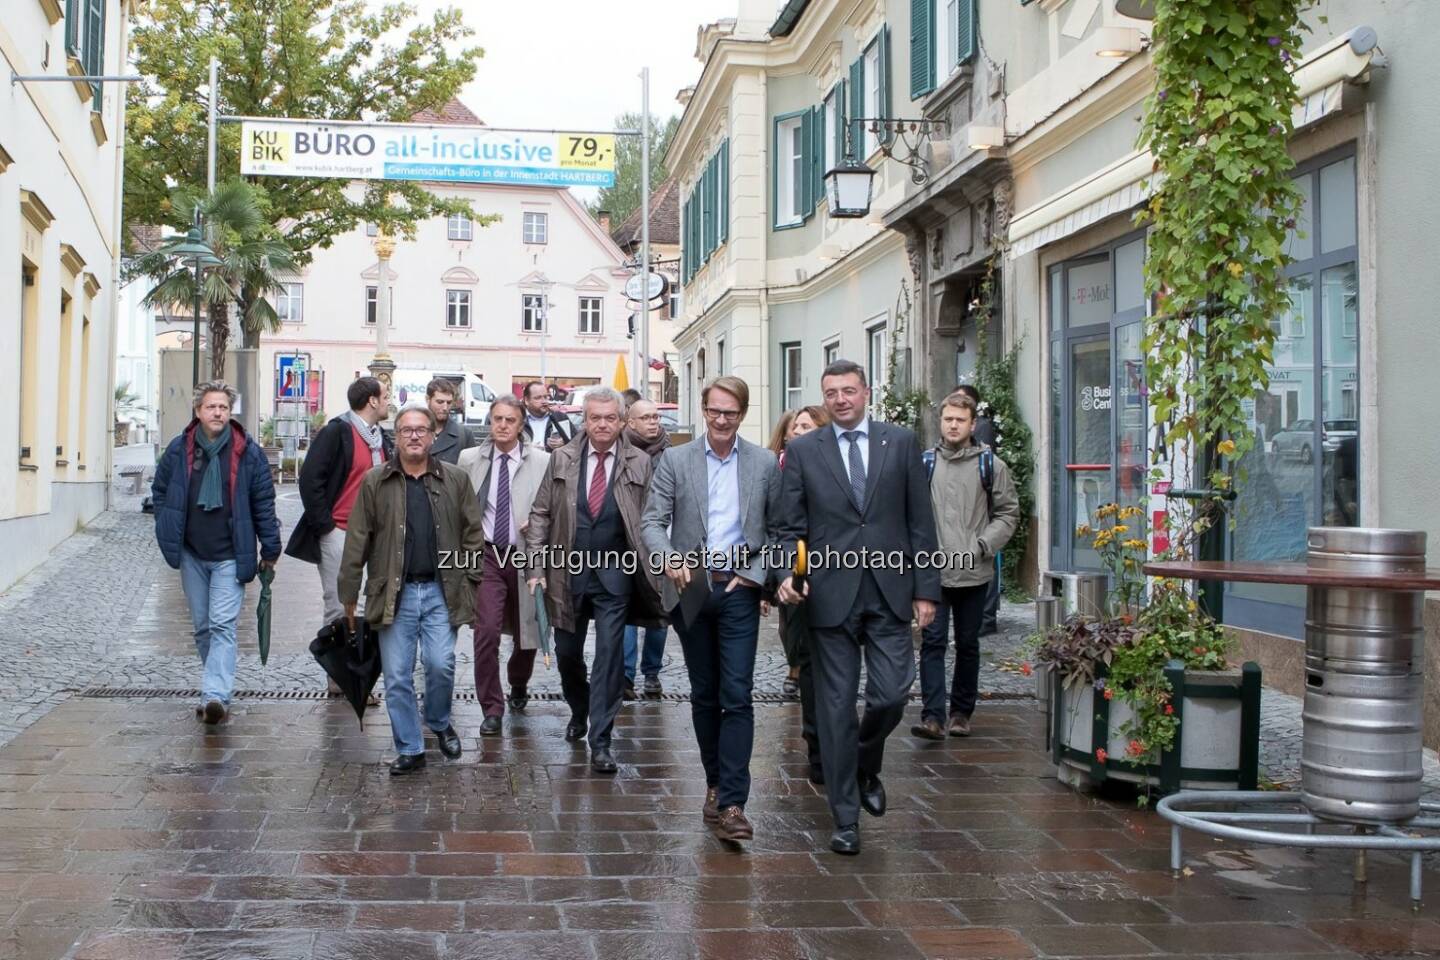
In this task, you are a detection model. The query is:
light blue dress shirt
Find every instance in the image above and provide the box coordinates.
[703,434,744,572]
[833,417,871,484]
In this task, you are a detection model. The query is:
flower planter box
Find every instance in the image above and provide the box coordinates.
[1043,660,1263,794]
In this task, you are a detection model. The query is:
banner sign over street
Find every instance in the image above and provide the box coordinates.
[240,120,615,188]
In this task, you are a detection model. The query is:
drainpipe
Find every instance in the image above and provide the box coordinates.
[104,4,135,512]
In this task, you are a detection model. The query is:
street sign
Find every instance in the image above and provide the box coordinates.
[277,355,307,398]
[624,272,668,304]
[240,120,616,188]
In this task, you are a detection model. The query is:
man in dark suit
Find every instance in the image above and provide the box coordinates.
[776,360,940,855]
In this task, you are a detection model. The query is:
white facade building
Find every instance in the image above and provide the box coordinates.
[1,0,134,590]
[258,177,642,418]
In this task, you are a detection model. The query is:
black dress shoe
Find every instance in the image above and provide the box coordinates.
[830,824,860,855]
[507,688,529,711]
[565,720,587,743]
[859,774,886,817]
[389,753,426,776]
[437,726,462,759]
[480,715,502,737]
[591,748,618,774]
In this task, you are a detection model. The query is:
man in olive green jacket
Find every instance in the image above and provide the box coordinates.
[913,391,1020,741]
[338,404,486,775]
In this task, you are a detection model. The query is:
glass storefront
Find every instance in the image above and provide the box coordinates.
[1048,233,1147,572]
[1227,150,1361,636]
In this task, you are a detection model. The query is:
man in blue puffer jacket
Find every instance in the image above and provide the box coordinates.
[153,380,281,724]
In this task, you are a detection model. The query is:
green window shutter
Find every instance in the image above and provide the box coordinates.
[86,0,105,107]
[910,0,935,100]
[834,81,848,162]
[958,0,977,65]
[772,117,781,228]
[699,164,708,262]
[848,58,864,157]
[682,191,690,282]
[800,108,814,219]
[718,140,729,245]
[707,156,717,256]
[65,0,80,57]
[880,25,894,144]
[812,105,825,211]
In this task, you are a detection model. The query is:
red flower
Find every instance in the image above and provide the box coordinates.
[1103,688,1114,701]
[1164,704,1175,716]
[1127,739,1144,757]
[1095,748,1108,763]
[1020,662,1033,677]
[1192,646,1206,655]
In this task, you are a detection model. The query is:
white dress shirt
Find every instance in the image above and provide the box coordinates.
[482,444,523,544]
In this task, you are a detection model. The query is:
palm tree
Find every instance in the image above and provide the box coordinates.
[135,179,297,380]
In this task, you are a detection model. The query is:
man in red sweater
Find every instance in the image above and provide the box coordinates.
[285,377,394,692]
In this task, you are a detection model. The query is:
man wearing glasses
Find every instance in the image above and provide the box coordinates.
[338,403,486,775]
[641,377,780,842]
[525,388,665,773]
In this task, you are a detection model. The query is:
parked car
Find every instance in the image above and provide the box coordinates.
[1270,418,1356,464]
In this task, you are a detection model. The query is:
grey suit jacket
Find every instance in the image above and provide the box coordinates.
[640,434,781,629]
[773,420,941,629]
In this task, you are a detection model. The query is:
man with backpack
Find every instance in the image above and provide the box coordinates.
[912,391,1020,739]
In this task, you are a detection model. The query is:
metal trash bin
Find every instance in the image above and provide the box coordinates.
[1301,527,1427,824]
[1035,596,1062,635]
[1042,571,1109,619]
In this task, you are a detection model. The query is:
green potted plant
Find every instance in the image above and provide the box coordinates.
[1028,503,1262,804]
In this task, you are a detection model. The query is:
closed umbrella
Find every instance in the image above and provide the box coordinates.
[309,617,383,725]
[612,354,630,391]
[256,566,274,665]
[533,582,553,668]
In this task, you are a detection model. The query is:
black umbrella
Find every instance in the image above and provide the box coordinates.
[309,617,383,725]
[255,567,274,666]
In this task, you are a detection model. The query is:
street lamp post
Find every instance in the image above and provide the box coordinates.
[369,231,397,421]
[166,218,221,387]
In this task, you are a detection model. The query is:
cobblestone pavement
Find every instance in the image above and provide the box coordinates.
[2,483,1440,958]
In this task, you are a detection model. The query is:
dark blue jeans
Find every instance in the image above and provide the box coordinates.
[918,583,988,723]
[673,580,761,809]
[624,624,667,682]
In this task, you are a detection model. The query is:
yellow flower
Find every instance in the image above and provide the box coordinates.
[1227,261,1244,278]
[1075,524,1093,538]
[1112,524,1128,535]
[1217,439,1237,457]
[1121,506,1144,519]
[1095,504,1117,519]
[1093,530,1113,548]
[1123,539,1147,551]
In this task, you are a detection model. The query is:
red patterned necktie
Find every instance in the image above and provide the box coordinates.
[587,450,608,518]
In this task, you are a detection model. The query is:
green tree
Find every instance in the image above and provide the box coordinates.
[134,179,299,380]
[125,0,491,346]
[590,112,679,229]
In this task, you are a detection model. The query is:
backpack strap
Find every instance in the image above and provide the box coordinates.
[979,448,994,520]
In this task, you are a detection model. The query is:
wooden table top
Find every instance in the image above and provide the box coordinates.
[1143,560,1440,591]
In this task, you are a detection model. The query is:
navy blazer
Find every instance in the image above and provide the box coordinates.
[773,420,941,628]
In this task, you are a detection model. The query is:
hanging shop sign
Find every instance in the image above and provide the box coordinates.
[240,120,615,188]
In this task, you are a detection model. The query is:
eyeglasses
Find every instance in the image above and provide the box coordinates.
[397,427,433,439]
[704,408,742,421]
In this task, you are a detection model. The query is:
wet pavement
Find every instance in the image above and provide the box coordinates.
[1,484,1439,957]
[3,697,1439,959]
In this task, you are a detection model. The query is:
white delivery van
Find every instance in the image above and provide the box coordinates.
[391,369,495,424]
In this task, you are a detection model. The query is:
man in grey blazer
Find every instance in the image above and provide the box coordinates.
[641,376,781,843]
[776,360,940,855]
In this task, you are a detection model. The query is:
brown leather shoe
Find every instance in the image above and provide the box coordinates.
[948,713,972,737]
[702,786,720,824]
[716,805,753,841]
[911,718,945,740]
